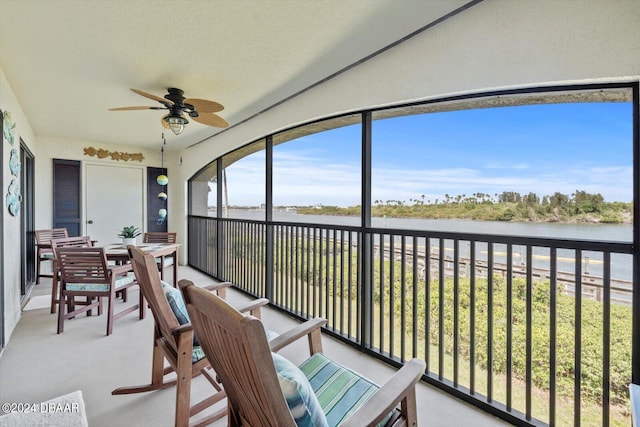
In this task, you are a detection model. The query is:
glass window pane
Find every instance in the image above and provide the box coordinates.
[272,115,361,225]
[371,89,633,240]
[222,139,266,219]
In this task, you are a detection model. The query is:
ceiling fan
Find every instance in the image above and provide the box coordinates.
[109,88,228,135]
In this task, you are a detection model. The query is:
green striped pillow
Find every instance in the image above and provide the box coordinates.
[299,353,395,427]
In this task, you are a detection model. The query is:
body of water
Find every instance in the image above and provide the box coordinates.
[219,208,634,282]
[226,208,633,242]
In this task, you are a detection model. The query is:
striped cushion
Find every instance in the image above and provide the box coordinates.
[192,345,206,363]
[299,353,394,427]
[273,353,327,427]
[66,274,135,292]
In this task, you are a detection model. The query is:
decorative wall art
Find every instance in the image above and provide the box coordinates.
[3,110,21,216]
[83,146,144,162]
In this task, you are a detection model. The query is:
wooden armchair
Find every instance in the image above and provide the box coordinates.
[143,232,177,284]
[35,228,68,284]
[112,246,267,427]
[55,246,142,335]
[180,279,426,427]
[49,236,94,314]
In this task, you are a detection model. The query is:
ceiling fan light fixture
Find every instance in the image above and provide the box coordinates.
[165,115,189,135]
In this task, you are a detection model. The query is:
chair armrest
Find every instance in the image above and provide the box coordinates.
[202,281,232,299]
[202,281,232,292]
[110,263,133,276]
[171,323,194,337]
[235,298,269,318]
[268,317,327,353]
[341,358,425,427]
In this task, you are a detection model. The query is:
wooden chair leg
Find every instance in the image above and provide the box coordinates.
[173,258,177,287]
[112,335,178,395]
[50,272,59,314]
[175,332,194,427]
[106,294,115,336]
[139,292,146,319]
[57,294,66,334]
[36,257,42,284]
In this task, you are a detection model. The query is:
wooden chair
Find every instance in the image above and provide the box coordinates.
[49,236,93,314]
[112,246,267,427]
[35,228,68,284]
[180,279,426,427]
[55,246,142,335]
[144,232,177,284]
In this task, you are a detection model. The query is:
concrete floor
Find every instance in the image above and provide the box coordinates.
[0,266,509,426]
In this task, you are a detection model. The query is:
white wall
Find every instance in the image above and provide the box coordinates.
[1,68,165,342]
[35,136,165,231]
[177,0,640,191]
[1,67,37,338]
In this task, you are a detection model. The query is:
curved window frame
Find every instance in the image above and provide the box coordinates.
[187,81,639,427]
[190,82,637,231]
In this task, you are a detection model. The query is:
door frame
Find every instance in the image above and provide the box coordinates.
[0,109,5,348]
[20,140,35,295]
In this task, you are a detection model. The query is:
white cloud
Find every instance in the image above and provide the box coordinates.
[210,152,632,207]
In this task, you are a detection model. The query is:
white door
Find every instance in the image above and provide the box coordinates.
[85,163,145,246]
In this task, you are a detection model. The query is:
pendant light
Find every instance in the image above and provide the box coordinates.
[156,133,168,225]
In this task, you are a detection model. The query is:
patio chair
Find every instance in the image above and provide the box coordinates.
[49,235,94,314]
[143,232,177,283]
[112,246,267,427]
[55,246,141,336]
[179,279,427,427]
[35,228,68,284]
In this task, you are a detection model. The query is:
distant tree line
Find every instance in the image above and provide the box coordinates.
[298,190,632,223]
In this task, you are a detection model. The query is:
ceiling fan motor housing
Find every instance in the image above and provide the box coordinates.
[110,87,228,131]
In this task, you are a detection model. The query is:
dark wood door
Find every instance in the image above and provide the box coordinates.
[53,159,81,236]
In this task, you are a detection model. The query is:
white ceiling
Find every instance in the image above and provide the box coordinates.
[0,0,470,151]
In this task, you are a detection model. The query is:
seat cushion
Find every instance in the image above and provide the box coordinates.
[162,282,201,348]
[66,274,135,292]
[299,353,394,427]
[272,352,328,427]
[41,252,55,260]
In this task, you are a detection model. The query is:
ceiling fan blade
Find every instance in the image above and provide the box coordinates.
[160,114,170,129]
[130,88,174,106]
[184,98,224,113]
[192,113,229,128]
[109,106,166,111]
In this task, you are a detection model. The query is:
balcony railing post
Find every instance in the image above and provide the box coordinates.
[216,160,224,279]
[266,135,274,301]
[632,82,640,386]
[360,111,372,349]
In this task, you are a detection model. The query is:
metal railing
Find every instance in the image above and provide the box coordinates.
[188,214,635,426]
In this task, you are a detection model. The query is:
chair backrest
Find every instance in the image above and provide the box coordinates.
[143,232,177,244]
[56,247,110,286]
[51,235,93,252]
[180,281,296,426]
[35,228,68,245]
[128,246,181,351]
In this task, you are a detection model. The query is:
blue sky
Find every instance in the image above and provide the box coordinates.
[221,102,633,207]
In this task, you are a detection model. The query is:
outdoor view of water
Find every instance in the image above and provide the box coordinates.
[218,208,635,287]
[227,208,632,241]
